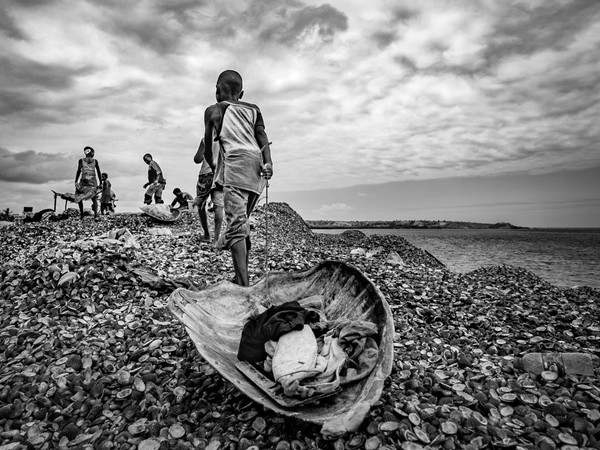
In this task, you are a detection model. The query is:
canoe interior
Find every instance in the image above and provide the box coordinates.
[168,260,395,435]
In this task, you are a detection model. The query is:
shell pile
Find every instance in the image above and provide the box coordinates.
[0,203,598,450]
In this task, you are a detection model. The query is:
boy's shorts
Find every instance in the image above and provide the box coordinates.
[216,186,259,250]
[145,182,165,199]
[212,188,224,208]
[196,173,213,198]
[196,173,224,208]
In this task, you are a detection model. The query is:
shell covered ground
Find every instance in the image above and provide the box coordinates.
[0,203,599,450]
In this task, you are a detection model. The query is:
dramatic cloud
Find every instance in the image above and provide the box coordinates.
[0,5,27,40]
[0,0,599,226]
[0,147,72,184]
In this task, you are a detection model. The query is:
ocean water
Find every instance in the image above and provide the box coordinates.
[314,228,600,289]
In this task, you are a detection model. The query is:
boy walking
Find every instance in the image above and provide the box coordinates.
[142,153,166,204]
[202,70,273,286]
[193,138,224,244]
[100,173,113,215]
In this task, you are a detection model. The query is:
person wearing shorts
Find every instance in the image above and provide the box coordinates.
[194,138,223,243]
[202,70,273,286]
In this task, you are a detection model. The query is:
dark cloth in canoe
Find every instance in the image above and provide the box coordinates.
[237,301,320,363]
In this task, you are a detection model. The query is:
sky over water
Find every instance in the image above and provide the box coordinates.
[1,0,599,227]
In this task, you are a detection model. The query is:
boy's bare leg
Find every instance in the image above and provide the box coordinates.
[213,206,223,243]
[231,239,249,286]
[78,201,84,219]
[198,201,210,241]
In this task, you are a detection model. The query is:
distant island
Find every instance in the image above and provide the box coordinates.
[306,219,525,230]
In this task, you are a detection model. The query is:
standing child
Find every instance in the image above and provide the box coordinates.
[100,173,112,215]
[74,146,102,219]
[193,138,224,244]
[142,153,166,204]
[202,70,273,286]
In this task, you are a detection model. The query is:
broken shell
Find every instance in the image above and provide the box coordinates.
[518,393,538,404]
[500,393,517,403]
[364,436,380,450]
[133,377,146,392]
[538,395,552,407]
[173,386,186,399]
[128,422,147,436]
[168,423,186,439]
[400,443,424,450]
[403,429,418,442]
[408,412,421,426]
[413,427,430,444]
[379,421,400,432]
[471,411,488,426]
[252,417,267,433]
[541,371,558,381]
[116,388,132,399]
[557,433,577,445]
[117,370,131,385]
[441,421,458,435]
[587,409,600,422]
[138,439,161,450]
[545,414,559,427]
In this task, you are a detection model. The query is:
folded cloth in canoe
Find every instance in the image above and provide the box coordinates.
[263,318,380,398]
[168,260,394,437]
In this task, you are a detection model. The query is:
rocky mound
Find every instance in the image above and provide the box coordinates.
[252,202,315,243]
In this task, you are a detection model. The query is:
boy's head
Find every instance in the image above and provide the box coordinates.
[83,146,95,157]
[216,70,243,101]
[143,153,152,164]
[101,173,108,179]
[173,188,182,195]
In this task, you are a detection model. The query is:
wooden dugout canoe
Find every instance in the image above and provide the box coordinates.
[168,260,395,436]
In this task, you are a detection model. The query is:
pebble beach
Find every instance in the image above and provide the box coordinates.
[0,202,599,450]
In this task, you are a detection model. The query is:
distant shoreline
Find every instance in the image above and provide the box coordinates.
[306,219,526,230]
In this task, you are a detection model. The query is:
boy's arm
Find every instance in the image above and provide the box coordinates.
[95,160,102,184]
[203,105,218,172]
[193,139,205,164]
[255,122,272,179]
[75,160,82,183]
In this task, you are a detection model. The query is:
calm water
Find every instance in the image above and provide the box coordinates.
[314,228,600,289]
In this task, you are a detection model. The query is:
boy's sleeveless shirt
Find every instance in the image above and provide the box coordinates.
[217,101,264,194]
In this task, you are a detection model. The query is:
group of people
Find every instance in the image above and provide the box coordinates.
[75,70,273,287]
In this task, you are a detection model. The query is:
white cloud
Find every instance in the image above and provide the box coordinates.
[316,202,355,213]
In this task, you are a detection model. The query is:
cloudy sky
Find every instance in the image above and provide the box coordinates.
[1,0,599,227]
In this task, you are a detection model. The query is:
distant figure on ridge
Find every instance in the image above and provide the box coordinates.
[201,70,273,286]
[193,138,223,244]
[142,153,166,204]
[171,188,193,210]
[100,172,114,215]
[74,146,102,220]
